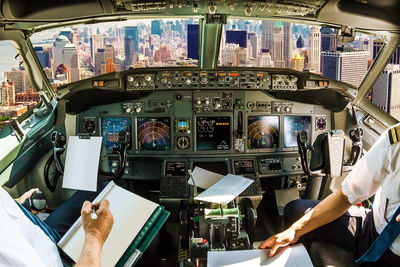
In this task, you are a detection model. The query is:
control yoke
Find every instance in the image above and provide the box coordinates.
[297,130,325,177]
[44,131,66,192]
[98,131,129,181]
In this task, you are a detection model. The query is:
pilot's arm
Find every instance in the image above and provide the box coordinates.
[260,127,397,257]
[75,200,114,267]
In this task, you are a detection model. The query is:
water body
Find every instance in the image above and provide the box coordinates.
[0,41,20,80]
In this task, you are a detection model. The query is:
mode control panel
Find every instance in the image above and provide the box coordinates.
[258,157,304,176]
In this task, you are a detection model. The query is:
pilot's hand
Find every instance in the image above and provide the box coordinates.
[15,188,46,214]
[258,228,299,257]
[81,200,114,246]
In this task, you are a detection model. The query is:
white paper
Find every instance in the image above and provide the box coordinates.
[62,136,102,191]
[58,182,159,267]
[188,167,225,189]
[207,244,313,267]
[194,174,253,204]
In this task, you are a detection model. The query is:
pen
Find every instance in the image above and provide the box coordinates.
[91,206,97,219]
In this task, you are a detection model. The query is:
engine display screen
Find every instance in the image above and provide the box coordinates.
[165,162,186,177]
[137,117,171,151]
[284,115,312,147]
[196,116,231,151]
[101,117,132,150]
[247,116,279,149]
[233,160,255,175]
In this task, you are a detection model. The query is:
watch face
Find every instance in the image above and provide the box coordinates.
[31,199,46,211]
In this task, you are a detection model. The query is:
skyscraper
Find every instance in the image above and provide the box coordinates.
[53,35,70,66]
[34,46,50,68]
[359,37,374,58]
[233,47,247,66]
[309,26,321,73]
[4,68,31,94]
[187,24,199,60]
[59,28,74,43]
[371,64,400,119]
[282,22,292,67]
[272,23,285,68]
[124,26,139,69]
[320,27,337,52]
[151,20,161,36]
[321,51,369,87]
[261,21,275,52]
[247,32,258,59]
[1,81,15,106]
[226,30,247,48]
[62,44,79,82]
[95,48,106,75]
[90,35,104,64]
[373,39,400,64]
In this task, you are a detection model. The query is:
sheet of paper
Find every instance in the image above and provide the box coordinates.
[188,167,224,189]
[194,174,253,204]
[59,182,159,267]
[207,244,313,267]
[62,136,102,191]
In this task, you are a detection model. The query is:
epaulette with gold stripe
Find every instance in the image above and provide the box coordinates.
[388,126,400,144]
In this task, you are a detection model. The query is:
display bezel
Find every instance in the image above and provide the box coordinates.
[99,116,133,151]
[135,116,172,152]
[163,161,187,177]
[194,115,233,152]
[246,115,280,152]
[283,115,313,148]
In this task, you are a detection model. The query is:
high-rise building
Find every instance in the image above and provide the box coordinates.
[371,65,400,119]
[226,30,247,48]
[261,21,275,52]
[257,51,274,67]
[154,46,172,63]
[291,54,305,72]
[272,23,285,68]
[62,44,79,82]
[124,26,139,69]
[4,68,31,94]
[309,26,321,73]
[359,37,374,58]
[187,24,199,60]
[282,22,292,67]
[151,20,162,36]
[95,48,106,75]
[90,35,104,64]
[53,35,70,66]
[373,39,400,64]
[55,64,71,83]
[247,32,258,59]
[233,47,247,66]
[104,58,116,74]
[320,27,337,52]
[59,28,74,43]
[321,51,369,87]
[104,45,115,62]
[1,81,15,106]
[34,46,51,68]
[221,43,239,66]
[296,36,305,49]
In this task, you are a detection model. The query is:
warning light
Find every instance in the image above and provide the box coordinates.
[257,73,264,77]
[217,72,227,76]
[202,238,207,244]
[98,81,104,87]
[318,81,324,87]
[229,72,239,77]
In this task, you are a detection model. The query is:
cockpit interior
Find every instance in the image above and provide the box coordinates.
[1,0,400,266]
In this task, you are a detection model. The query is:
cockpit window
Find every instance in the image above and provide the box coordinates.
[0,41,37,130]
[218,19,379,88]
[30,19,199,87]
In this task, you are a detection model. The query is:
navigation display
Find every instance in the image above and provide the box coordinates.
[165,162,186,177]
[247,116,279,149]
[284,115,312,147]
[233,160,255,175]
[101,117,132,150]
[196,116,231,151]
[137,117,171,151]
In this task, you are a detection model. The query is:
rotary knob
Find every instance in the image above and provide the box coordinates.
[127,76,134,82]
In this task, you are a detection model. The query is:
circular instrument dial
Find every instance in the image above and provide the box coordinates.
[137,118,171,151]
[248,117,279,149]
[84,118,96,134]
[176,136,190,150]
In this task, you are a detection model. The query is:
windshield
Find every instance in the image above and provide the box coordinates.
[30,19,199,87]
[218,19,380,87]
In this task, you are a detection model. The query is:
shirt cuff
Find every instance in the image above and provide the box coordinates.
[341,176,359,204]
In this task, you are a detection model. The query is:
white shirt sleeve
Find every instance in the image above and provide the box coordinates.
[341,129,391,204]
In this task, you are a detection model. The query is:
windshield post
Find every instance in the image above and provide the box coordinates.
[199,18,223,69]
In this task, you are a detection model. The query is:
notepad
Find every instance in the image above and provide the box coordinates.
[62,136,102,192]
[58,182,170,267]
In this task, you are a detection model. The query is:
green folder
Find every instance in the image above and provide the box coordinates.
[116,206,170,267]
